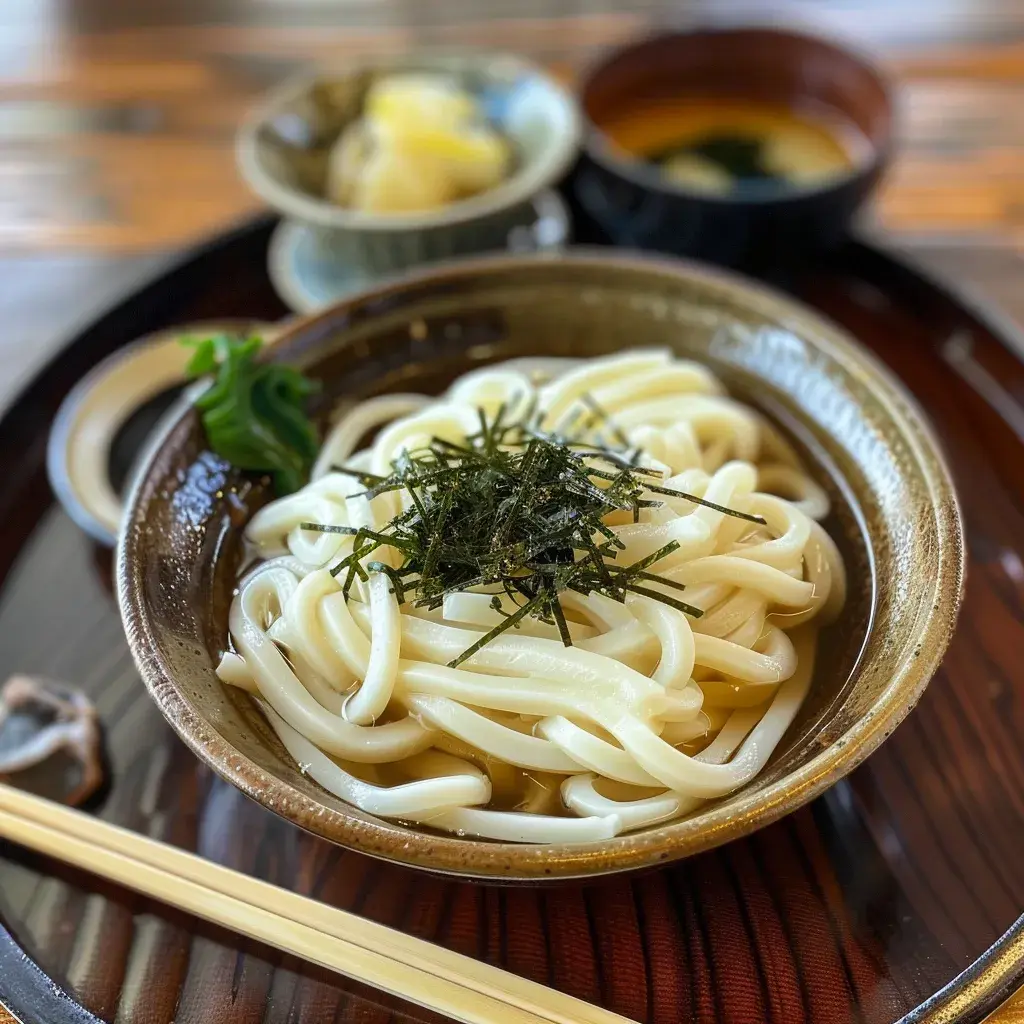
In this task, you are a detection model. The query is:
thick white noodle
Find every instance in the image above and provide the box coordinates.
[312,394,429,479]
[226,568,433,762]
[404,694,584,773]
[407,805,622,844]
[265,703,490,816]
[216,352,844,841]
[561,776,698,831]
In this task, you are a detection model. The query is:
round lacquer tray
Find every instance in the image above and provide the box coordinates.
[0,215,1022,1024]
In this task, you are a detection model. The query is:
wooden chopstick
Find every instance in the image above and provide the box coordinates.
[0,784,629,1024]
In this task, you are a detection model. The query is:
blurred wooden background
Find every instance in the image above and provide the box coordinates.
[4,0,1024,411]
[1,2,1024,1021]
[5,0,1024,252]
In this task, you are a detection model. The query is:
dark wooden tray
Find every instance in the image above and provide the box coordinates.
[1,215,1022,1024]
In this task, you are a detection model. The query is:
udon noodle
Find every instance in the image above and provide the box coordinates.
[217,350,845,843]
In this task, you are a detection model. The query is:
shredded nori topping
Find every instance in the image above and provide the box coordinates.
[303,402,764,667]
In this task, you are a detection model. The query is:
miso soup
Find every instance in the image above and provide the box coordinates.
[599,97,871,194]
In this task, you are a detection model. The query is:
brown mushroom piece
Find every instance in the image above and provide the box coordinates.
[0,675,104,807]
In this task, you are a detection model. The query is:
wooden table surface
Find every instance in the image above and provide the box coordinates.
[1,1,1023,1021]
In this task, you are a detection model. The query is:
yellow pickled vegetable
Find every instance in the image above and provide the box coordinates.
[324,73,511,215]
[382,121,508,194]
[352,146,457,213]
[365,74,476,129]
[325,121,372,207]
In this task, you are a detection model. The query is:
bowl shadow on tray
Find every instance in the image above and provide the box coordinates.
[119,254,955,882]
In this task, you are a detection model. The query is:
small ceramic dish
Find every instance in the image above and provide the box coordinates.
[268,189,571,314]
[117,252,963,880]
[576,29,893,272]
[237,53,581,279]
[47,320,269,545]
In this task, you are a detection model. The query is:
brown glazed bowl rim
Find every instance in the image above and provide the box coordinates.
[117,250,964,881]
[577,27,895,207]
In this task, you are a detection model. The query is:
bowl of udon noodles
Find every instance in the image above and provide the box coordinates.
[117,251,963,880]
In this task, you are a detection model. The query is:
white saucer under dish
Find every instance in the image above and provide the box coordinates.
[267,189,572,315]
[268,221,373,315]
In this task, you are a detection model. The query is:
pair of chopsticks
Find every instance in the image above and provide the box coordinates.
[0,783,629,1024]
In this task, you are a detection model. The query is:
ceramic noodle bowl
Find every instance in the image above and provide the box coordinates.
[117,252,963,880]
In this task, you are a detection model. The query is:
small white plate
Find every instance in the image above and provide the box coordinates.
[47,320,270,546]
[267,189,572,315]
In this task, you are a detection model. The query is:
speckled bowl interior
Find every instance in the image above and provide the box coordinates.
[117,252,963,881]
